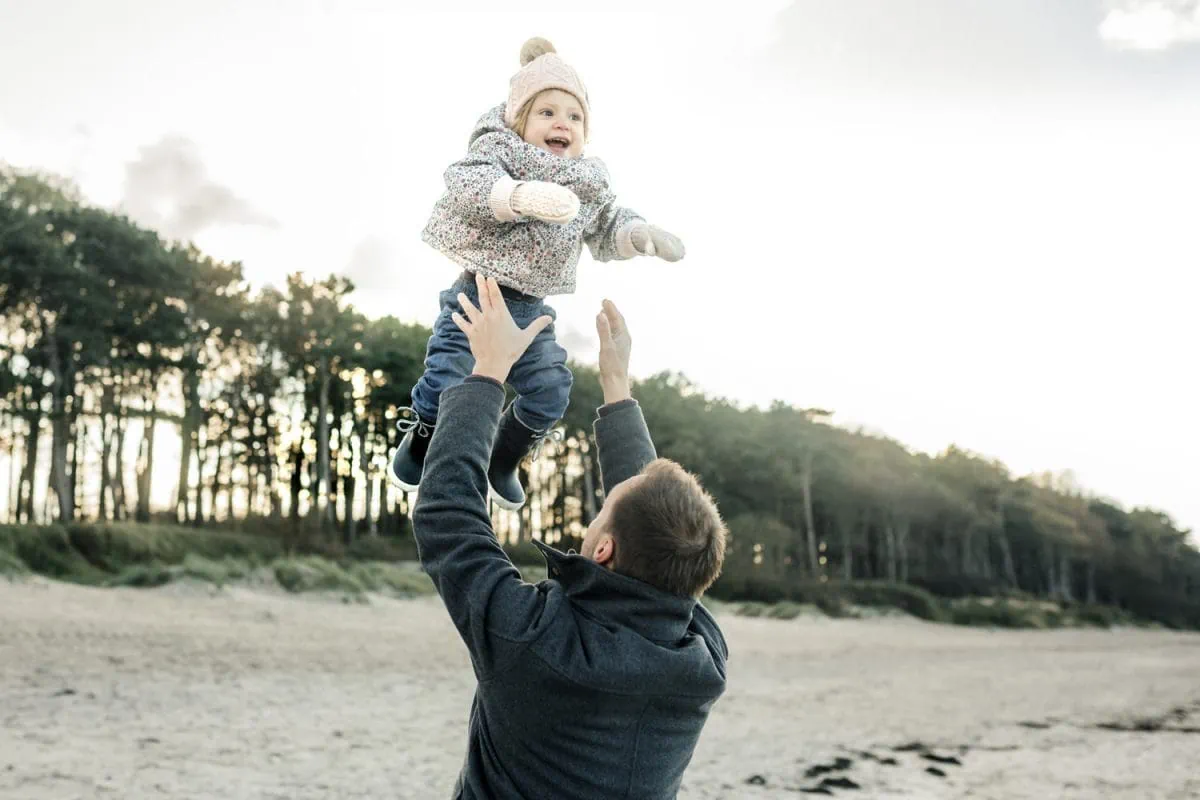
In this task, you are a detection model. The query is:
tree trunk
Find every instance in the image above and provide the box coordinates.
[290,443,303,523]
[800,451,820,576]
[1086,561,1097,604]
[258,406,280,521]
[218,440,233,520]
[246,464,259,519]
[134,385,158,523]
[70,386,84,519]
[995,528,1018,588]
[113,406,130,521]
[343,470,355,545]
[896,519,911,582]
[581,444,598,525]
[514,494,526,545]
[518,463,532,541]
[1059,551,1074,602]
[192,428,207,525]
[839,514,854,580]
[361,421,376,536]
[377,471,390,536]
[19,412,42,523]
[981,549,994,579]
[268,451,282,522]
[46,336,74,523]
[961,525,974,576]
[554,451,568,542]
[317,359,332,533]
[98,385,113,521]
[97,383,121,522]
[4,415,16,523]
[883,518,898,581]
[176,372,198,523]
[1043,543,1058,598]
[521,495,533,545]
[365,475,379,535]
[210,442,224,522]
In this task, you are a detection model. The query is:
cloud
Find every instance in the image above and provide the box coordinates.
[121,135,278,241]
[556,323,594,361]
[760,0,1092,100]
[1100,0,1200,50]
[343,236,395,295]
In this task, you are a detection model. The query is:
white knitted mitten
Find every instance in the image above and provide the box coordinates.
[510,181,581,224]
[630,224,686,262]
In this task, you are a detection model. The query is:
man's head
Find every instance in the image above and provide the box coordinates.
[581,459,727,598]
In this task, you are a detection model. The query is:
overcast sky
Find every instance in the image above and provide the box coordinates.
[2,0,1197,535]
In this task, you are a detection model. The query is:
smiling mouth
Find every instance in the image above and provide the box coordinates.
[545,136,571,152]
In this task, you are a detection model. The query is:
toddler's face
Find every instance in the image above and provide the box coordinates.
[521,89,585,159]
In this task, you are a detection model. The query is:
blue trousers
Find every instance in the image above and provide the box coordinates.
[409,273,572,432]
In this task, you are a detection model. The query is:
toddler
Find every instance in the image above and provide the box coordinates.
[391,37,684,510]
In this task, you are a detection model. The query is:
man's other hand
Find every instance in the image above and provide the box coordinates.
[596,299,633,405]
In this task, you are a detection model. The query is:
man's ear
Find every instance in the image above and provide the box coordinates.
[594,534,615,568]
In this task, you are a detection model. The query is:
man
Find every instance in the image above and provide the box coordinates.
[411,274,729,799]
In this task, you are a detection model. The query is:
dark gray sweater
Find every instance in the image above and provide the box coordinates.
[412,377,728,799]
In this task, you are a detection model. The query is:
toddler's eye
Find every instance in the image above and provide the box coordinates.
[539,109,553,116]
[570,114,582,122]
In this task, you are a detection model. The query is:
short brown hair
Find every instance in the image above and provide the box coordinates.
[607,459,728,598]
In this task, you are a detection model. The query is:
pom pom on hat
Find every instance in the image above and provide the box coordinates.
[520,37,556,66]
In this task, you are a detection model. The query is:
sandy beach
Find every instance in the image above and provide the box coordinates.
[1,577,1197,799]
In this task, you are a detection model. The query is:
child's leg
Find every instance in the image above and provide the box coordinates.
[391,281,476,491]
[485,298,570,509]
[505,301,572,431]
[409,284,477,424]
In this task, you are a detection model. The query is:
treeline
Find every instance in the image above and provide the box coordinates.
[2,166,1198,628]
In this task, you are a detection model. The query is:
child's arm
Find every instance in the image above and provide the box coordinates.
[584,199,646,262]
[586,202,687,263]
[439,131,525,225]
[583,159,686,263]
[441,131,583,226]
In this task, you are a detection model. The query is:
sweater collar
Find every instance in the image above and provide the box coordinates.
[532,540,697,643]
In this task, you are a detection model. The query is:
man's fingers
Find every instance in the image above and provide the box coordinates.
[458,292,481,323]
[474,273,493,313]
[524,315,554,342]
[602,299,626,337]
[486,276,506,314]
[596,310,612,344]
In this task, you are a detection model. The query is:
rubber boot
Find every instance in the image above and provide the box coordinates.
[487,405,545,511]
[389,413,434,492]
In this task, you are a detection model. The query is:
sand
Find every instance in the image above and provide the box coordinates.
[1,576,1198,799]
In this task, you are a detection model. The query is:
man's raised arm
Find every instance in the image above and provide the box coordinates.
[410,275,555,678]
[591,300,657,494]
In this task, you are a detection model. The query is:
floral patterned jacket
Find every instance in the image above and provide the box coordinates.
[421,104,644,298]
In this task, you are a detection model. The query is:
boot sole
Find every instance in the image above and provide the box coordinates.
[387,448,421,493]
[487,484,525,512]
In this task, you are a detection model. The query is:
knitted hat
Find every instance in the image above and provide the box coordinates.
[505,37,590,138]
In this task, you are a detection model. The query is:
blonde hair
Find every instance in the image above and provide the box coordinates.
[510,91,589,142]
[511,99,534,139]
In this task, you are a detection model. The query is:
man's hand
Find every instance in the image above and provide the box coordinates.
[452,274,553,383]
[595,299,633,405]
